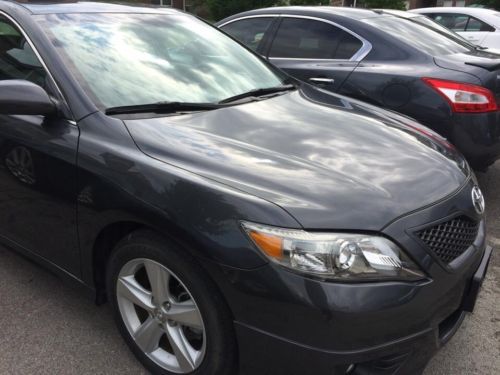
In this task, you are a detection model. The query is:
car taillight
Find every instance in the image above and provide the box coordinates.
[422,78,498,113]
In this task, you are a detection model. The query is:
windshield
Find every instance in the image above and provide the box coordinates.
[362,15,471,56]
[37,13,286,108]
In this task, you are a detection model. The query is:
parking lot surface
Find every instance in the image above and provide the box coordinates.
[0,165,498,375]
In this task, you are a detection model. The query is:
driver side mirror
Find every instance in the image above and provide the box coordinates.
[0,80,56,116]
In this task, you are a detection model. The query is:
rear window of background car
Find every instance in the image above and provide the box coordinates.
[363,16,470,56]
[268,18,363,60]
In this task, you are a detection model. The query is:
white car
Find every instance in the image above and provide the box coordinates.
[411,7,500,49]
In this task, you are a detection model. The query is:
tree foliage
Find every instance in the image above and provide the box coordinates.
[363,0,406,9]
[206,0,276,21]
[205,0,408,22]
[288,0,330,5]
[470,0,500,9]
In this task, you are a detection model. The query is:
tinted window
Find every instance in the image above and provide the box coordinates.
[38,14,285,108]
[221,17,274,52]
[432,13,494,32]
[409,15,476,49]
[466,17,494,32]
[363,16,470,56]
[0,16,46,87]
[269,18,362,60]
[432,14,469,31]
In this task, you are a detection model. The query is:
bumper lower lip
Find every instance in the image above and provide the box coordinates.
[214,244,493,375]
[461,245,493,312]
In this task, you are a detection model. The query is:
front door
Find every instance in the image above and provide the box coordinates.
[0,14,80,275]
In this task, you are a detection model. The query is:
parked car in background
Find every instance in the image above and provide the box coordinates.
[0,1,493,375]
[217,7,500,170]
[411,7,500,49]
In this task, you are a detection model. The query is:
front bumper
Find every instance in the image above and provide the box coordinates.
[200,177,490,375]
[218,245,491,375]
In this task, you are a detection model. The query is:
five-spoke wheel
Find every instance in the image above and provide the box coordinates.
[117,258,205,373]
[107,230,236,375]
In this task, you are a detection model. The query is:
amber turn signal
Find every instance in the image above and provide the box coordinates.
[248,230,283,259]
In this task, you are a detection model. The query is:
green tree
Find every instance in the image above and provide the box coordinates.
[288,0,330,4]
[471,0,500,9]
[206,0,277,21]
[363,0,406,9]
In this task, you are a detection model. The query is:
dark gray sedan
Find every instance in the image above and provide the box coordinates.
[218,7,500,170]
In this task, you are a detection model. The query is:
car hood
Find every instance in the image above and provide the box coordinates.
[124,86,469,230]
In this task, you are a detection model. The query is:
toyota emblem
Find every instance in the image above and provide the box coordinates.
[472,186,485,215]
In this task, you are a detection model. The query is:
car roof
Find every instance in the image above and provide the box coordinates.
[0,1,179,15]
[226,6,384,21]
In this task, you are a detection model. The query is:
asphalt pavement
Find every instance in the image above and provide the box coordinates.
[0,164,499,375]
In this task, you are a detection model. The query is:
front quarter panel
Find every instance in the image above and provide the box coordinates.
[76,112,300,286]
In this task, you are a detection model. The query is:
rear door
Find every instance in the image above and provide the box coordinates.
[266,16,368,92]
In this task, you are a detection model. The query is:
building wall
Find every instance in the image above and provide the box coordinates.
[408,0,474,8]
[171,0,185,10]
[331,0,474,7]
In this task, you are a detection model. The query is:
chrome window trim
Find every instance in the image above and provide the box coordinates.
[219,14,372,62]
[218,14,280,28]
[0,10,71,118]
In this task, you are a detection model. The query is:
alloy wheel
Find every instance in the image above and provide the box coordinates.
[116,258,206,373]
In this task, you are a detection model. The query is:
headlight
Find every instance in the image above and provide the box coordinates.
[242,221,425,281]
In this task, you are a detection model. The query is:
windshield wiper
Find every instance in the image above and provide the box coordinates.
[105,101,222,116]
[219,84,296,104]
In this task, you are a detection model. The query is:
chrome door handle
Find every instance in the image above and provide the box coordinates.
[309,77,334,85]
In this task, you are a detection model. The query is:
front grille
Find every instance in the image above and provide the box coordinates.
[417,216,479,264]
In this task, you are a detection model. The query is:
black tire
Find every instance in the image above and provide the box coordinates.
[106,229,237,375]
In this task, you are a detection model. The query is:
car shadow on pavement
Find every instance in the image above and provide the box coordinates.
[0,245,147,375]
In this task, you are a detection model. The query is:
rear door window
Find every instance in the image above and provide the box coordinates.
[432,14,469,31]
[220,17,275,52]
[466,17,494,32]
[431,13,494,32]
[363,16,470,56]
[269,18,363,60]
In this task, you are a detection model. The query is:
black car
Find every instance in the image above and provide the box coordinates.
[217,7,500,170]
[0,2,493,375]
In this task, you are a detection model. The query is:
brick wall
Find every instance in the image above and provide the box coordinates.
[171,0,185,9]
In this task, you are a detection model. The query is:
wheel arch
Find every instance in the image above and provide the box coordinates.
[91,220,146,304]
